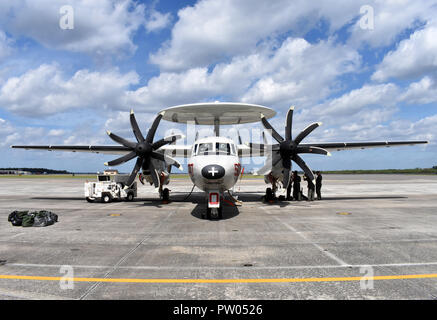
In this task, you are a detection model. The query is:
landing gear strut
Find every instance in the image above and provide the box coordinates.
[202,191,222,220]
[204,205,222,220]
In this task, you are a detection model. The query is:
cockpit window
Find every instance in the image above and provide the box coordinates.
[216,142,231,155]
[198,143,213,155]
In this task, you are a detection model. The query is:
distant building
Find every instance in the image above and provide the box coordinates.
[103,169,119,175]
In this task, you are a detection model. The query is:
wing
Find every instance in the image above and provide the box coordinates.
[11,145,131,155]
[11,144,194,158]
[301,140,429,151]
[238,140,428,157]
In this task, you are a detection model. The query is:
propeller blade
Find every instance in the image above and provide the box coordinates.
[282,158,292,188]
[104,151,137,166]
[292,154,315,184]
[126,157,143,187]
[151,151,183,170]
[296,146,331,156]
[106,131,136,148]
[146,111,165,143]
[130,109,145,143]
[260,114,284,143]
[294,122,321,145]
[152,134,183,150]
[237,130,242,145]
[255,161,272,175]
[285,106,294,141]
[148,162,160,189]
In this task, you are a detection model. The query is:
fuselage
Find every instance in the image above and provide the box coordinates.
[187,136,241,193]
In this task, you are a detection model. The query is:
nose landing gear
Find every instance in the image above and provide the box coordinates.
[202,191,223,220]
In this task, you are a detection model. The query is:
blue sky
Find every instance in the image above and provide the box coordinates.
[0,0,436,173]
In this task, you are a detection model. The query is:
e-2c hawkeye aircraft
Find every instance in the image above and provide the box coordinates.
[12,102,428,219]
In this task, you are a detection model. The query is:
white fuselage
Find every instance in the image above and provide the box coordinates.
[187,137,241,193]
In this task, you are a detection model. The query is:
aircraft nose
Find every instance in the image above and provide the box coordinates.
[201,164,225,179]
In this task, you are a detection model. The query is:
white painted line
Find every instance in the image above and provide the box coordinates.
[261,207,349,266]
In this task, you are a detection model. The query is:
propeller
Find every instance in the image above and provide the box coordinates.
[104,110,183,188]
[251,106,330,188]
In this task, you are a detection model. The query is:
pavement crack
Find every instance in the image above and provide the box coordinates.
[78,209,177,300]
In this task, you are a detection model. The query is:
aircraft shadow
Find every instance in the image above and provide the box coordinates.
[190,203,239,220]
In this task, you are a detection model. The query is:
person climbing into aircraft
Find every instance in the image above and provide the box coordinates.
[316,171,323,200]
[304,173,315,201]
[292,171,301,201]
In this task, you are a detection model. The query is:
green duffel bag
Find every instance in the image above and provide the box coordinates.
[22,213,35,227]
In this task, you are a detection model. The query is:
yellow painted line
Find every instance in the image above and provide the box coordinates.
[1,274,437,284]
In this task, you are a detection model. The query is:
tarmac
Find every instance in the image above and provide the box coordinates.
[0,174,437,300]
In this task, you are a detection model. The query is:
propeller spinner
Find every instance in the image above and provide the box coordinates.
[104,110,183,188]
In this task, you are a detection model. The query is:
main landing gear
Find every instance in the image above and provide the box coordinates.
[159,187,170,202]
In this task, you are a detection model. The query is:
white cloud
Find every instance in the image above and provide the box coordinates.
[348,0,436,48]
[372,22,437,81]
[241,38,361,107]
[401,76,437,105]
[0,30,13,61]
[0,64,139,116]
[128,37,361,112]
[149,0,364,71]
[145,9,172,33]
[0,0,146,56]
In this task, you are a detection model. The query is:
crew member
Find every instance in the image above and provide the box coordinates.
[304,174,315,201]
[292,171,301,201]
[316,171,323,200]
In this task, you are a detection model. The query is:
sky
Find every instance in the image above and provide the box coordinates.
[0,0,436,173]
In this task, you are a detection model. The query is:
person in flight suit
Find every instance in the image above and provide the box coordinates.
[292,171,301,201]
[316,171,323,200]
[304,174,315,201]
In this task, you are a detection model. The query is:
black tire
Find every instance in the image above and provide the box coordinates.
[266,187,273,201]
[101,194,112,203]
[86,197,95,203]
[218,206,223,219]
[206,207,212,220]
[162,188,170,201]
[126,192,134,201]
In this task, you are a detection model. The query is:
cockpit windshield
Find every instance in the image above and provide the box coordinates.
[216,142,231,155]
[194,141,236,156]
[198,143,213,155]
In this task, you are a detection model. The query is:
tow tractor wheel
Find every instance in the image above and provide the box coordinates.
[86,197,95,203]
[101,194,112,203]
[162,188,170,201]
[206,207,212,220]
[126,192,134,201]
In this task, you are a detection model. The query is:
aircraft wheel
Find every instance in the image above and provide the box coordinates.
[265,188,273,201]
[162,188,170,201]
